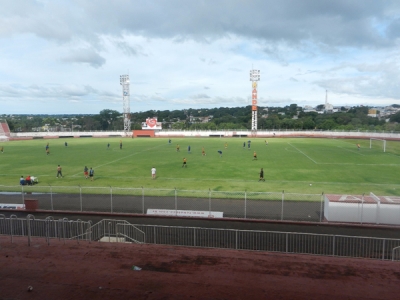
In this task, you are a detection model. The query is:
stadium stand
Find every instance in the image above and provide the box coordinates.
[0,119,11,141]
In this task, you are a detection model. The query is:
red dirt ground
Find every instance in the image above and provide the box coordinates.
[1,236,399,300]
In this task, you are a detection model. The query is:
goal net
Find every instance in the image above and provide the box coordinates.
[369,138,386,152]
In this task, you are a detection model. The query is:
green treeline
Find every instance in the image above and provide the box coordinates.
[3,104,400,132]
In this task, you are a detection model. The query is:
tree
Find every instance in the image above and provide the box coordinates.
[96,109,122,130]
[302,117,315,130]
[5,119,14,131]
[389,111,400,123]
[318,119,336,130]
[171,122,185,130]
[335,114,352,125]
[351,118,362,127]
[281,118,294,129]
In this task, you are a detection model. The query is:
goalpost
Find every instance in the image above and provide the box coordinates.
[369,138,386,152]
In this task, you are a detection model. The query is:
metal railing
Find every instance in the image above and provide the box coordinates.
[87,219,145,244]
[2,185,399,225]
[116,223,146,244]
[1,215,399,261]
[133,224,400,261]
[0,214,92,245]
[392,246,400,261]
[0,185,323,223]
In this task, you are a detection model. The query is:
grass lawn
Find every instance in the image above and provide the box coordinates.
[0,137,399,196]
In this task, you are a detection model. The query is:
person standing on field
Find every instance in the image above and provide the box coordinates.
[182,157,187,167]
[89,167,94,181]
[120,140,122,149]
[84,166,88,179]
[253,151,257,160]
[151,167,156,179]
[56,165,63,178]
[259,168,265,182]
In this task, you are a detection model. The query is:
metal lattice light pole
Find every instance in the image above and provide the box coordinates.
[120,75,131,134]
[250,69,260,133]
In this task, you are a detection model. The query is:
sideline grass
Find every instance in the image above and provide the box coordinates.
[0,137,399,195]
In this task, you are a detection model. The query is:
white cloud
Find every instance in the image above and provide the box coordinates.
[60,48,106,68]
[1,0,400,114]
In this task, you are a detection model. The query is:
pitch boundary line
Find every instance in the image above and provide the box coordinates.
[316,163,400,166]
[336,146,366,156]
[287,143,317,164]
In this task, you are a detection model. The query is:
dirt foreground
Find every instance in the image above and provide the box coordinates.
[0,236,399,300]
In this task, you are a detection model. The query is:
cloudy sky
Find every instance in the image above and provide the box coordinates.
[1,0,400,114]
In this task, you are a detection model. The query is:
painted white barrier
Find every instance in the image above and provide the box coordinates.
[0,203,25,210]
[147,209,223,218]
[324,194,400,225]
[11,130,400,140]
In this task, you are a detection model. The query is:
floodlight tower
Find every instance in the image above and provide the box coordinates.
[120,74,131,134]
[325,90,328,108]
[250,69,260,133]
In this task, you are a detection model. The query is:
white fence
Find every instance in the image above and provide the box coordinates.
[1,215,400,261]
[3,185,400,225]
[0,185,323,222]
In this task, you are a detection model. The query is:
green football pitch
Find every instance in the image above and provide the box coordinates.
[0,137,399,195]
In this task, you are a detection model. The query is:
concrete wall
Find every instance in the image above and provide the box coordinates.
[10,130,400,140]
[11,131,129,139]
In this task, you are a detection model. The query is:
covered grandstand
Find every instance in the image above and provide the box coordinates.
[0,119,11,141]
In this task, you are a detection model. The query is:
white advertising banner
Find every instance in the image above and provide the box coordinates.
[0,204,25,209]
[147,209,223,218]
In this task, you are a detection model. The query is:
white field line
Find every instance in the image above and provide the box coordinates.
[384,152,400,159]
[336,138,400,160]
[336,146,366,156]
[287,143,317,164]
[317,163,400,166]
[2,177,397,188]
[1,173,399,189]
[39,176,400,189]
[0,174,50,177]
[70,141,183,177]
